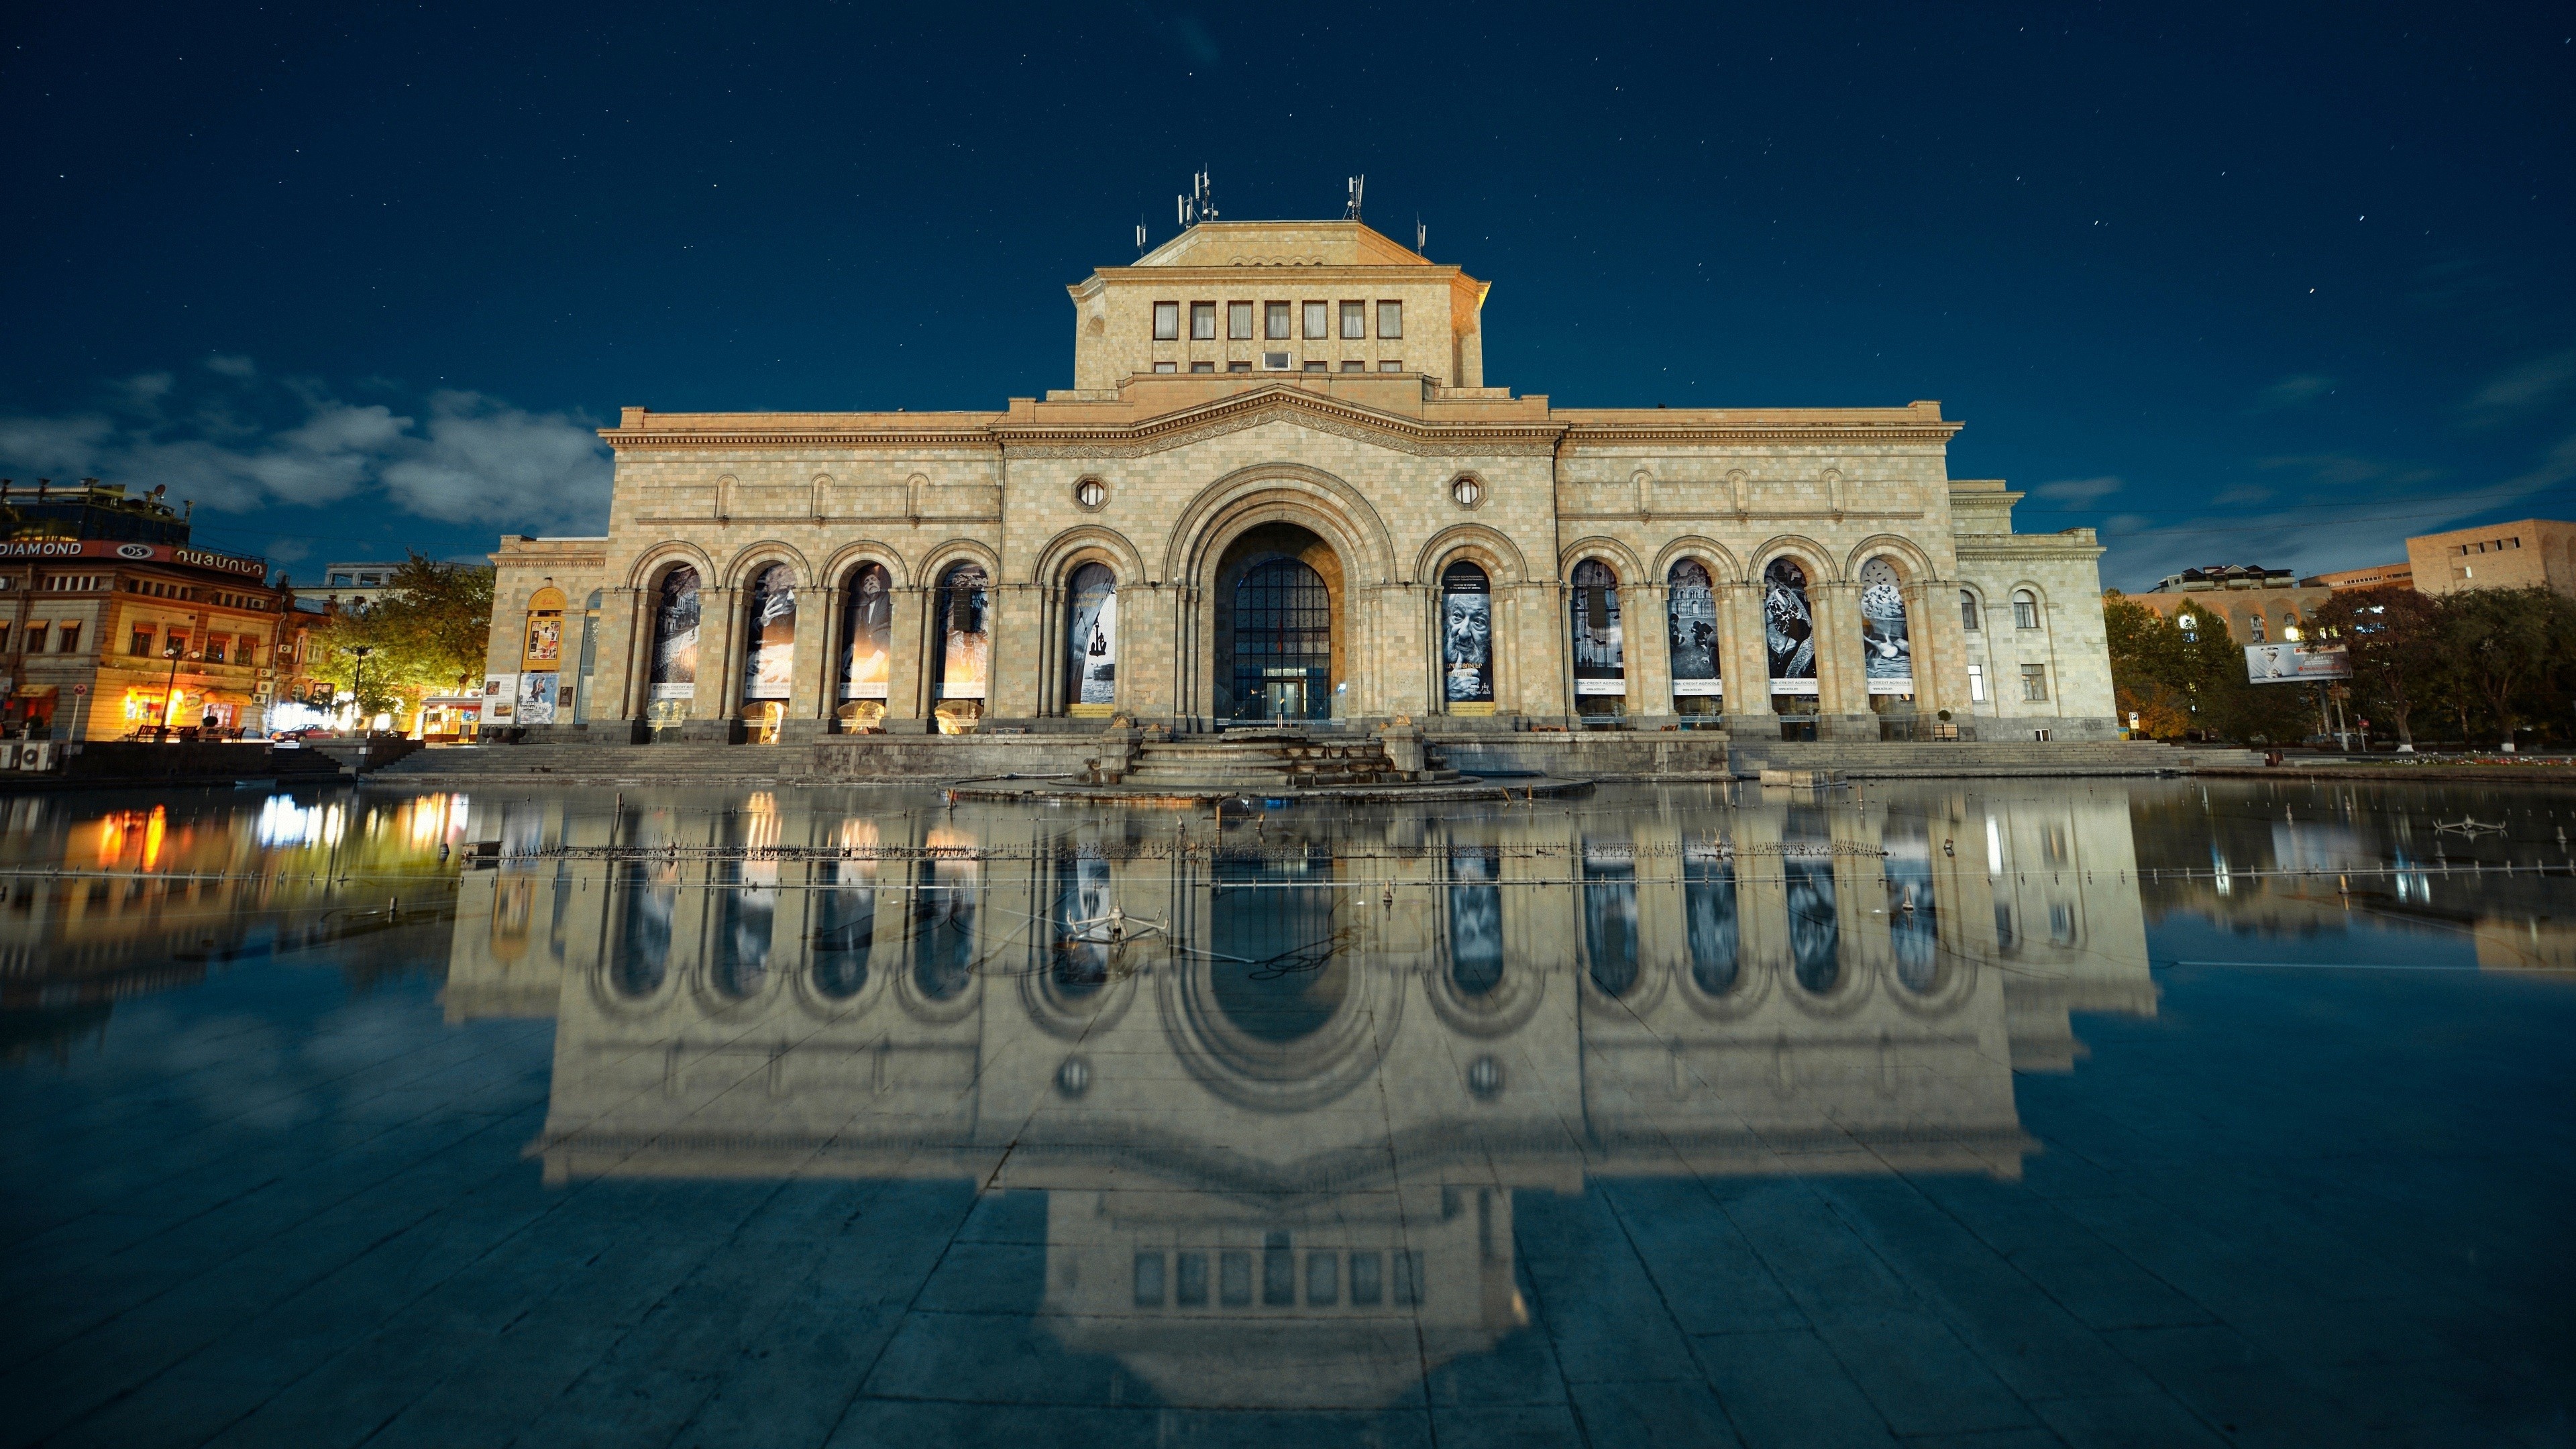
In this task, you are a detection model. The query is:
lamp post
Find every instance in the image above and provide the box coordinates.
[349,645,372,735]
[159,643,197,740]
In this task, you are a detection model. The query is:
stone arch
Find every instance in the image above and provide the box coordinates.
[1416,523,1530,584]
[1650,535,1743,586]
[918,538,1004,584]
[625,541,716,592]
[1556,535,1647,583]
[1842,534,1938,584]
[1032,524,1146,586]
[1750,535,1841,584]
[1164,462,1397,585]
[821,541,912,590]
[721,541,816,589]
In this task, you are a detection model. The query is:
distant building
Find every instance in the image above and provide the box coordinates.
[2307,561,2414,592]
[0,478,191,545]
[290,561,409,612]
[1,539,291,739]
[2116,563,2331,645]
[2405,519,2575,599]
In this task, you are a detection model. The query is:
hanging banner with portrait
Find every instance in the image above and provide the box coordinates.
[1858,555,1913,694]
[1666,559,1721,696]
[937,562,990,700]
[1065,564,1118,710]
[1764,557,1818,693]
[740,563,797,701]
[839,564,892,700]
[1440,561,1495,705]
[1570,559,1625,696]
[649,566,702,702]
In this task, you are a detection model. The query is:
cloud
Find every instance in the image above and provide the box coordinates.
[2255,453,2441,490]
[2252,374,2335,411]
[2033,475,2123,505]
[0,362,610,533]
[2210,485,2273,506]
[2463,347,2576,425]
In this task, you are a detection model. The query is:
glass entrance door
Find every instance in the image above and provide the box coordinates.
[1263,676,1308,719]
[1230,558,1332,722]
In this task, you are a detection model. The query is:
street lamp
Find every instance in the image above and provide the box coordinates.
[160,641,199,739]
[349,645,373,735]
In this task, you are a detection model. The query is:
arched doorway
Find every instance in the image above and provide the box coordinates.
[1215,524,1340,722]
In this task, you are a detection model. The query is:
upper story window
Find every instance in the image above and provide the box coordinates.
[1190,302,1216,339]
[1341,301,1366,339]
[1960,590,1981,631]
[2012,590,2040,629]
[1377,301,1403,338]
[1265,302,1292,339]
[1303,301,1329,339]
[1152,302,1180,341]
[1228,301,1254,339]
[1152,361,1177,373]
[329,573,353,586]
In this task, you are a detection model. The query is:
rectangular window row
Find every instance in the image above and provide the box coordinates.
[2451,536,2522,555]
[1155,299,1403,341]
[1153,358,1405,375]
[9,621,83,654]
[1132,1244,1424,1309]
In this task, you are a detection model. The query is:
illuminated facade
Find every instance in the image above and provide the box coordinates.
[485,220,2118,743]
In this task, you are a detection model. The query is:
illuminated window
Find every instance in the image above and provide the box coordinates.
[203,635,226,663]
[1968,663,1986,702]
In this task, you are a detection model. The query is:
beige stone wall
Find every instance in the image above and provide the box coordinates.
[2406,517,2576,599]
[484,224,2120,741]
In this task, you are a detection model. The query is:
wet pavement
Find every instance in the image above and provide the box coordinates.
[2,779,2571,1447]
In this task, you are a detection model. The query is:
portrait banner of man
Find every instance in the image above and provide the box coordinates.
[1440,561,1493,704]
[741,564,798,701]
[840,564,893,700]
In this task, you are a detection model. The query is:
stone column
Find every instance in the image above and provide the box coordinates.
[595,586,641,735]
[782,583,839,743]
[686,586,741,741]
[989,581,1043,724]
[1720,580,1774,733]
[1627,579,1672,725]
[1811,582,1872,740]
[884,585,930,733]
[1912,580,1971,727]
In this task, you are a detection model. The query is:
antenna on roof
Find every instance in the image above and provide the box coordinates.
[1177,170,1218,229]
[1416,215,1427,253]
[1344,174,1365,221]
[1136,217,1148,254]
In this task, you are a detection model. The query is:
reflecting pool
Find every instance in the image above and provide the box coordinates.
[3,779,2573,1447]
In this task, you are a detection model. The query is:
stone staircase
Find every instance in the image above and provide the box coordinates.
[366,740,819,786]
[1729,739,2261,777]
[1113,729,1458,792]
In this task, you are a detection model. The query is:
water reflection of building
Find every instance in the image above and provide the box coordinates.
[442,784,2153,1409]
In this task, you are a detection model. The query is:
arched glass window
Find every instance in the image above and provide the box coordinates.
[741,564,797,702]
[1859,556,1913,706]
[1684,839,1739,996]
[1440,561,1494,708]
[1882,814,1941,994]
[1666,559,1719,714]
[1960,590,1982,632]
[1784,809,1839,994]
[839,564,893,729]
[1447,845,1503,995]
[647,566,702,727]
[1065,563,1118,713]
[1569,559,1624,714]
[2249,614,2267,642]
[912,830,978,1000]
[811,818,877,1000]
[2012,590,2040,629]
[933,562,991,728]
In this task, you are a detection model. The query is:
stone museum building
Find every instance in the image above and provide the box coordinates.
[481,220,2116,741]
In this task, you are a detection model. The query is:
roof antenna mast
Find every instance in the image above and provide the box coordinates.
[1344,174,1365,221]
[1416,215,1427,253]
[1177,170,1218,229]
[1136,217,1148,255]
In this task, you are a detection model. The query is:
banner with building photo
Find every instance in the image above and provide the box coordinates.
[2245,643,2353,684]
[1066,564,1118,708]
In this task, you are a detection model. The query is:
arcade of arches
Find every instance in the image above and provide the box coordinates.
[482,219,2116,741]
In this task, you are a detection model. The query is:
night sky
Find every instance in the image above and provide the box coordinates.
[3,3,2569,588]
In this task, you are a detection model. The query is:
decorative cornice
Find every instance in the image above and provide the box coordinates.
[994,386,1564,460]
[1560,423,1964,445]
[604,429,1002,452]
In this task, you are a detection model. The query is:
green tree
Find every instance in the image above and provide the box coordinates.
[310,552,495,725]
[2308,586,2441,748]
[2435,587,2576,743]
[2103,593,2316,744]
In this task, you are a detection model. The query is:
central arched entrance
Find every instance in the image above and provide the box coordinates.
[1214,524,1341,722]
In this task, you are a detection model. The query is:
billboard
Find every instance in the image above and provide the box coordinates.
[2245,643,2352,684]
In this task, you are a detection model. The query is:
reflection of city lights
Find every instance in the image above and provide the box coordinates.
[1984,817,2004,875]
[256,797,348,848]
[142,806,166,871]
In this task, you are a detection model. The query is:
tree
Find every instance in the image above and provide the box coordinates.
[2436,587,2576,743]
[310,552,495,724]
[2308,586,2441,748]
[2102,593,2315,744]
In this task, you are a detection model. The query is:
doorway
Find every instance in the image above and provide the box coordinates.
[1228,553,1332,722]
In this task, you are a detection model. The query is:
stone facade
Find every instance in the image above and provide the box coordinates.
[484,221,2117,742]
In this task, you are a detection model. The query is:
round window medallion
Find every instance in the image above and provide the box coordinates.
[1450,476,1485,508]
[1074,479,1108,511]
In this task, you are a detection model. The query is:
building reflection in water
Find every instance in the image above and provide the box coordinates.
[442,782,2161,1409]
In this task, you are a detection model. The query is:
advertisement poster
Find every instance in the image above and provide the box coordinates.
[1858,555,1913,693]
[517,671,557,724]
[1764,557,1817,684]
[2245,643,2353,684]
[482,673,517,722]
[1570,559,1625,696]
[1065,563,1118,708]
[938,563,990,700]
[523,615,561,667]
[1667,559,1720,696]
[650,566,701,701]
[840,564,892,700]
[740,563,797,701]
[1440,561,1494,704]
